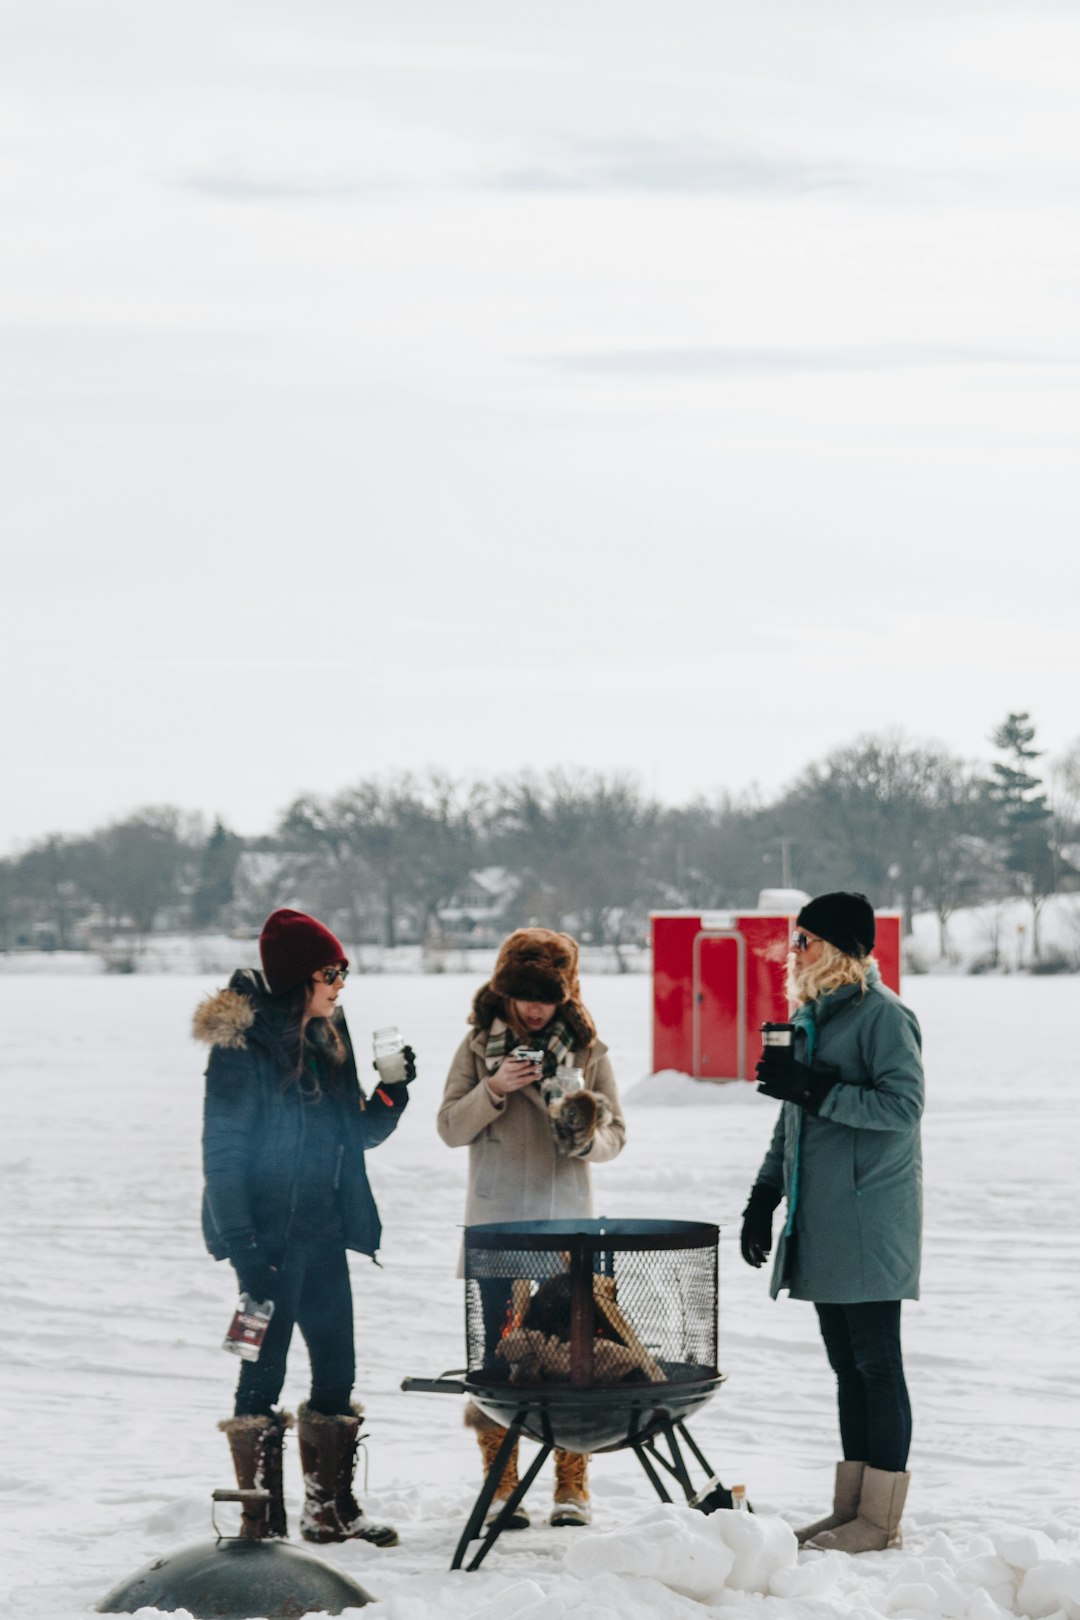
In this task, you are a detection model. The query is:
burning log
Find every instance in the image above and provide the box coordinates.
[497,1327,651,1384]
[495,1271,665,1384]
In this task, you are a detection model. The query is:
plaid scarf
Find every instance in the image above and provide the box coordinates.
[483,1015,579,1075]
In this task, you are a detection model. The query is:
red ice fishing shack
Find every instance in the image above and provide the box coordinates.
[650,892,902,1082]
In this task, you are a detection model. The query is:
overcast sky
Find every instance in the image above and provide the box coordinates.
[3,0,1078,852]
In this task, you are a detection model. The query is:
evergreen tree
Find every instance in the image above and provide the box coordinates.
[988,712,1055,959]
[192,819,243,929]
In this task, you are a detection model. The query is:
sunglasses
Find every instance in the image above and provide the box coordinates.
[314,966,349,986]
[791,932,819,953]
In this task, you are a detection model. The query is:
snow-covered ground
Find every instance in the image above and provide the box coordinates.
[2,973,1077,1619]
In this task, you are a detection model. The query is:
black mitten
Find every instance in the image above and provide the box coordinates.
[371,1045,417,1084]
[755,1057,837,1115]
[740,1183,782,1268]
[228,1236,275,1302]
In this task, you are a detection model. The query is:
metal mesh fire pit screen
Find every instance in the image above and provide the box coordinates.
[464,1218,718,1392]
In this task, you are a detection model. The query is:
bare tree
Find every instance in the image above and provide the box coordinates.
[281,772,483,948]
[779,731,982,934]
[490,770,659,951]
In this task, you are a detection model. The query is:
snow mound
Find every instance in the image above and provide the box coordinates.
[503,1570,709,1619]
[622,1069,768,1107]
[563,1502,796,1601]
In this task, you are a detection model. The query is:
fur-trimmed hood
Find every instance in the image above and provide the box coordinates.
[192,968,347,1063]
[193,985,259,1050]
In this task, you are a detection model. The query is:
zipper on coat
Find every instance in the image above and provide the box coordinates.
[281,1097,306,1260]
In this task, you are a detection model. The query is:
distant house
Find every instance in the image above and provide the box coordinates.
[436,867,521,943]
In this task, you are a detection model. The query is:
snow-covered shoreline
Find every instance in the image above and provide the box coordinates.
[2,973,1077,1618]
[4,892,1080,983]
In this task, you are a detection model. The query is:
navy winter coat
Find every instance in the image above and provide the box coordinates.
[195,971,408,1263]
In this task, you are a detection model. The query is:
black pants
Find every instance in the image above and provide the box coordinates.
[235,1236,355,1418]
[814,1301,912,1473]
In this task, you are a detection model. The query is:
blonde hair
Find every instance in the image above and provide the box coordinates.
[787,943,871,1006]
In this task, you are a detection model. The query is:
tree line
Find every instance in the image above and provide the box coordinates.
[3,714,1078,964]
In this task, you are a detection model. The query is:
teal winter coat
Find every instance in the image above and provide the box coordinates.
[754,963,924,1304]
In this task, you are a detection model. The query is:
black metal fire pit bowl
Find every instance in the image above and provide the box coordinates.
[464,1217,722,1452]
[404,1217,735,1570]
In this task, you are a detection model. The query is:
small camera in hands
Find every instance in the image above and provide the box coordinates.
[511,1046,545,1064]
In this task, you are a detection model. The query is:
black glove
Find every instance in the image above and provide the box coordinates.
[371,1045,417,1085]
[755,1056,837,1115]
[227,1236,276,1303]
[740,1183,782,1268]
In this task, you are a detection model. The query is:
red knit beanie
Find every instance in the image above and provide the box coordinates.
[259,908,348,994]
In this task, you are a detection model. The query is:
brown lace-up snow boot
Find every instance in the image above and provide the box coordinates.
[796,1460,865,1545]
[466,1400,529,1530]
[218,1410,292,1539]
[297,1403,399,1547]
[808,1466,909,1553]
[551,1448,591,1526]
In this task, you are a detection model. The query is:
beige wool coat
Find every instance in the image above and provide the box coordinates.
[437,1022,627,1251]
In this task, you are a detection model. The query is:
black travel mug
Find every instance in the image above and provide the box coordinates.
[760,1022,796,1066]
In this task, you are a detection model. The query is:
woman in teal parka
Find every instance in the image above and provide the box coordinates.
[741,892,923,1556]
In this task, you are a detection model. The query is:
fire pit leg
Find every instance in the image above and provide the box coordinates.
[634,1418,696,1501]
[632,1439,674,1503]
[451,1416,527,1570]
[451,1412,558,1573]
[465,1435,554,1572]
[630,1418,735,1512]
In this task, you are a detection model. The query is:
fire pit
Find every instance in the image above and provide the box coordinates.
[465,1217,720,1449]
[405,1217,734,1570]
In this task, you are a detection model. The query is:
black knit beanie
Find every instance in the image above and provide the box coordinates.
[796,892,875,959]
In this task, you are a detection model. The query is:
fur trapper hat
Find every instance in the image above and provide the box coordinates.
[470,928,596,1046]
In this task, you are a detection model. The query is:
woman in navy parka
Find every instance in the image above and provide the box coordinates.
[196,908,410,1547]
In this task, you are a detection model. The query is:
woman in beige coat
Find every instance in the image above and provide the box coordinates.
[437,928,626,1528]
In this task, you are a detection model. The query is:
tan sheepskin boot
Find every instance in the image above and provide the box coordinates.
[551,1448,591,1527]
[297,1402,399,1547]
[795,1460,865,1545]
[218,1411,293,1539]
[808,1466,909,1553]
[466,1400,529,1530]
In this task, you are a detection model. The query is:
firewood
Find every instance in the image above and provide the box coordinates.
[592,1289,665,1382]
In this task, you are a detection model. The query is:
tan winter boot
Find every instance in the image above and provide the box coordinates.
[795,1460,865,1545]
[551,1448,591,1527]
[808,1466,909,1553]
[297,1402,399,1547]
[466,1400,529,1530]
[218,1411,293,1539]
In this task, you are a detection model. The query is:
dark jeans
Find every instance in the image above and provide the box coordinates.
[235,1235,355,1418]
[814,1301,912,1473]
